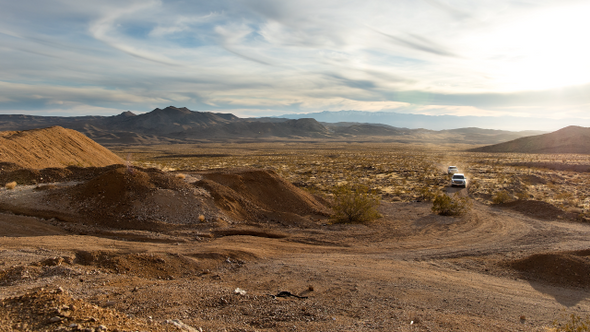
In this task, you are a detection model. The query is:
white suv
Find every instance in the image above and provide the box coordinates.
[451,173,467,187]
[447,166,458,174]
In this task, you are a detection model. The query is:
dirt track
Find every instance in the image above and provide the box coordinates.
[2,193,590,331]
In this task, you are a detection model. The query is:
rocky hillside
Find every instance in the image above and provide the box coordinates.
[469,125,590,154]
[0,106,544,145]
[0,126,124,169]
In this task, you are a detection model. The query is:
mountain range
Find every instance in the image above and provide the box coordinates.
[277,110,588,132]
[0,106,545,145]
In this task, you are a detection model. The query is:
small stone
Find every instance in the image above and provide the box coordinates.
[97,325,108,331]
[49,316,62,323]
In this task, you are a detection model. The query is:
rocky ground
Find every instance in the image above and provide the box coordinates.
[1,163,590,331]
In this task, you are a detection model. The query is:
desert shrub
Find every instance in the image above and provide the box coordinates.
[553,312,590,331]
[431,193,470,216]
[331,184,381,224]
[468,178,480,190]
[418,186,437,202]
[492,190,512,204]
[5,181,17,190]
[175,173,187,179]
[515,190,529,200]
[556,191,573,200]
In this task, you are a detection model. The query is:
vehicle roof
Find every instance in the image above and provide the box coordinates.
[452,173,465,176]
[448,166,458,168]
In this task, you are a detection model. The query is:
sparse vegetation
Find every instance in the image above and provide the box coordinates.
[418,185,437,202]
[331,184,381,224]
[110,142,590,219]
[5,181,16,190]
[431,193,471,216]
[553,312,590,332]
[492,190,513,204]
[515,190,529,200]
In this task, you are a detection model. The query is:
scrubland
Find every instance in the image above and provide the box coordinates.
[114,142,590,218]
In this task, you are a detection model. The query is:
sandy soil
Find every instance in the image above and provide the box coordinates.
[1,166,590,331]
[0,127,123,169]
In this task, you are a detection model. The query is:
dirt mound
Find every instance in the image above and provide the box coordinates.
[197,168,331,226]
[74,251,201,279]
[507,249,590,288]
[0,214,67,237]
[497,200,566,220]
[0,126,123,169]
[1,165,330,232]
[0,164,131,186]
[74,249,257,279]
[49,166,215,230]
[0,286,166,331]
[0,162,22,173]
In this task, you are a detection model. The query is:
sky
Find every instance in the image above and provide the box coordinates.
[1,0,590,128]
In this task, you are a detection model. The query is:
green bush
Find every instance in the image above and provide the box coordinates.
[331,184,381,224]
[431,193,470,216]
[492,190,512,204]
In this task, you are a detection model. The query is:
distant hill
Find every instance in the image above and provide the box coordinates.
[0,126,124,169]
[0,106,544,145]
[277,110,588,131]
[469,126,590,154]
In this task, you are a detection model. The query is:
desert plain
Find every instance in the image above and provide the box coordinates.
[2,138,590,332]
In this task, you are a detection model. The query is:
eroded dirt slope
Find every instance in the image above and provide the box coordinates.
[0,126,123,169]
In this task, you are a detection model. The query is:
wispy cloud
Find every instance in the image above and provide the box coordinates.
[372,29,458,58]
[0,0,588,129]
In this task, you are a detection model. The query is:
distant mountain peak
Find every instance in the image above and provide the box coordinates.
[152,106,193,115]
[117,111,136,117]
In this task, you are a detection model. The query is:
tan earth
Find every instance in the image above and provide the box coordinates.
[1,128,590,331]
[1,164,590,332]
[0,126,123,169]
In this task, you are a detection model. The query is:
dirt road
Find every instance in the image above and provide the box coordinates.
[2,198,590,331]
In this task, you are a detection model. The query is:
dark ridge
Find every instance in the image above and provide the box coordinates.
[0,106,545,145]
[469,126,590,154]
